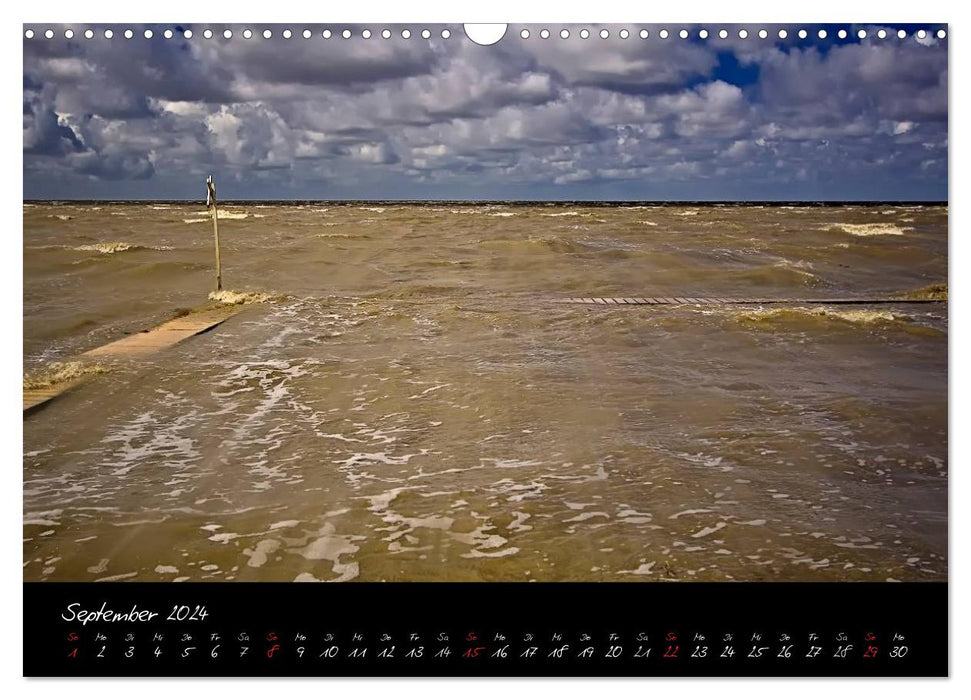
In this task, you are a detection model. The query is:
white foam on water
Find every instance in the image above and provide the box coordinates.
[617,509,653,523]
[87,558,109,574]
[294,572,321,582]
[269,520,300,530]
[73,242,140,254]
[834,541,879,549]
[212,361,311,469]
[296,533,358,560]
[396,515,455,532]
[825,223,912,236]
[408,383,451,399]
[208,289,274,305]
[485,458,543,470]
[691,522,727,538]
[619,561,656,575]
[670,508,713,519]
[406,464,471,482]
[317,432,366,444]
[563,511,610,523]
[364,487,411,511]
[243,539,280,568]
[336,452,417,468]
[100,405,201,478]
[193,210,250,219]
[261,324,302,349]
[507,511,532,532]
[678,452,734,471]
[491,478,548,502]
[565,501,596,510]
[291,522,363,582]
[95,572,138,582]
[461,547,520,559]
[545,458,611,485]
[452,528,507,551]
[208,532,240,543]
[738,306,901,325]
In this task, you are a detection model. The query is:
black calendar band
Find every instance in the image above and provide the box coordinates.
[24,581,946,677]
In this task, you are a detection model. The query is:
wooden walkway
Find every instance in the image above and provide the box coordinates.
[23,377,89,415]
[82,307,241,359]
[24,306,242,413]
[558,297,945,306]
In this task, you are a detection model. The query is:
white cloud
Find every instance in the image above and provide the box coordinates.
[22,24,948,199]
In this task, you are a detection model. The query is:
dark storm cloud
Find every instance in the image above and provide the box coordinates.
[23,86,84,156]
[23,23,947,200]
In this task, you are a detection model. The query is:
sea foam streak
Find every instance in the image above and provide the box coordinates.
[208,289,275,305]
[184,210,250,223]
[737,307,900,325]
[74,242,137,254]
[24,361,109,390]
[825,223,912,236]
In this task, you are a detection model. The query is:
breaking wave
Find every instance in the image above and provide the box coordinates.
[73,242,171,254]
[185,211,251,223]
[24,361,109,390]
[208,289,276,305]
[901,283,947,300]
[824,223,912,237]
[735,306,905,326]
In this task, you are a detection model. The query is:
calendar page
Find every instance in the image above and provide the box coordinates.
[21,19,948,677]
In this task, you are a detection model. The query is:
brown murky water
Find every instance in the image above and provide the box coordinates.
[23,202,947,582]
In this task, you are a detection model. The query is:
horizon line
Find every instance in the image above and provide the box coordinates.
[23,198,949,205]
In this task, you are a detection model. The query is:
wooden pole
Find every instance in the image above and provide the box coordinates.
[206,175,222,291]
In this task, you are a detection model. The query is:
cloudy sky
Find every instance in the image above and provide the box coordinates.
[23,24,947,200]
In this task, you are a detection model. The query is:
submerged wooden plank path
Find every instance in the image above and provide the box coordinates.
[559,297,945,306]
[23,378,88,414]
[82,307,240,359]
[24,306,242,413]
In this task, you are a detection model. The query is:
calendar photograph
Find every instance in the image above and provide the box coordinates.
[21,21,948,677]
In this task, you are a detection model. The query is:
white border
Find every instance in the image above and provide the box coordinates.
[4,1,963,699]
